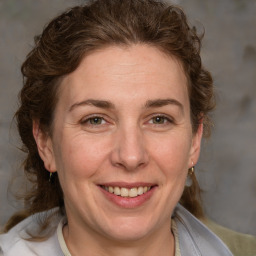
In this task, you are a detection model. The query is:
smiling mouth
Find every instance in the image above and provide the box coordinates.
[100,185,153,198]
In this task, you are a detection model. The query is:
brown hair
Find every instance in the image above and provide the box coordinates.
[5,0,215,233]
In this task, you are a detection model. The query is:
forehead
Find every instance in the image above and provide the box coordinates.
[58,44,189,108]
[72,45,186,80]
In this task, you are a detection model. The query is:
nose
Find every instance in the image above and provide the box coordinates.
[110,125,149,171]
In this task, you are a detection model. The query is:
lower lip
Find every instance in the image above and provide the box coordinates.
[99,186,157,208]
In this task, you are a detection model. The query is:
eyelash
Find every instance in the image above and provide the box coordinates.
[147,115,174,126]
[80,114,173,127]
[80,115,107,126]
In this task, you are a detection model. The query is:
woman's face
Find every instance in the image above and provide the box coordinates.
[37,45,202,242]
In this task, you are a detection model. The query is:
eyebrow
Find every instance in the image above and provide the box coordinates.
[69,98,184,113]
[69,99,115,112]
[144,98,184,113]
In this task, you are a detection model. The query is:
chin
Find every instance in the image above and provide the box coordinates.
[100,216,158,242]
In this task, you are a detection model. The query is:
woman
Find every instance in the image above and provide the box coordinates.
[0,0,233,255]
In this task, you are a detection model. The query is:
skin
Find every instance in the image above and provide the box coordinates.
[34,44,203,256]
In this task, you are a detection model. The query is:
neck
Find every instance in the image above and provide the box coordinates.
[63,221,175,256]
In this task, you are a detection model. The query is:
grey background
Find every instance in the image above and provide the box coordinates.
[0,0,255,235]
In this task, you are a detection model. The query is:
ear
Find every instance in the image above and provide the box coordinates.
[33,120,57,173]
[189,122,203,168]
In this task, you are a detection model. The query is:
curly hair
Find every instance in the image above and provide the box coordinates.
[5,0,215,233]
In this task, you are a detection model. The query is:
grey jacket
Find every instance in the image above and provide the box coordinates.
[174,204,233,256]
[0,204,233,256]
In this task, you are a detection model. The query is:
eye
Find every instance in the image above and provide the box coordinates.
[151,116,167,124]
[81,116,107,126]
[79,114,112,133]
[148,115,172,125]
[88,117,105,125]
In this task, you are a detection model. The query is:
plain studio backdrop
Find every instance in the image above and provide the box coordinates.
[0,0,255,235]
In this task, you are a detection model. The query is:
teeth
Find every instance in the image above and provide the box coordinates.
[114,186,121,195]
[121,188,129,197]
[137,187,144,195]
[103,186,152,198]
[129,188,138,197]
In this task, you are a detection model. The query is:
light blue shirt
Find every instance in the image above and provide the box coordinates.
[0,204,233,256]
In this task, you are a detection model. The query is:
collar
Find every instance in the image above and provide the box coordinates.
[173,204,233,256]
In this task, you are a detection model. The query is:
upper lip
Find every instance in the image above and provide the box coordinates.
[99,182,157,189]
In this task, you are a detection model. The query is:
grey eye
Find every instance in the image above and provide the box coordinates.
[89,117,104,125]
[152,116,166,124]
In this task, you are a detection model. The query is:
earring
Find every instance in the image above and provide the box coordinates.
[49,172,53,183]
[185,165,195,187]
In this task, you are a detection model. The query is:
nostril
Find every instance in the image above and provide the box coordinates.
[109,130,149,170]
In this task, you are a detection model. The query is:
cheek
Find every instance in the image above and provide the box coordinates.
[54,134,111,179]
[148,133,191,175]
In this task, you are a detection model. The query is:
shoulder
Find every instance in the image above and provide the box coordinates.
[174,204,233,256]
[0,209,63,256]
[202,218,256,256]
